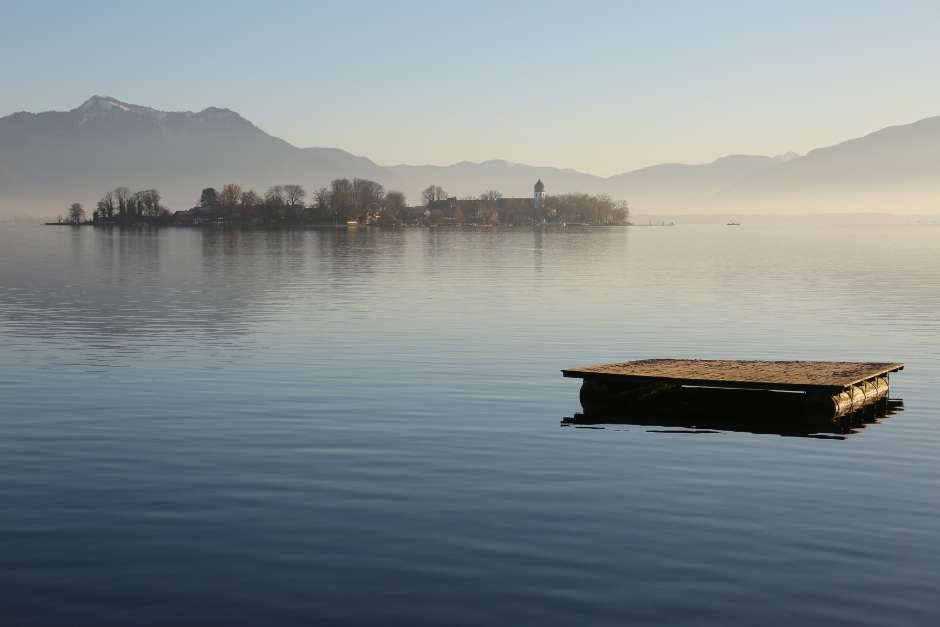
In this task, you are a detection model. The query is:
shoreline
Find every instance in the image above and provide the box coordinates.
[42,221,637,230]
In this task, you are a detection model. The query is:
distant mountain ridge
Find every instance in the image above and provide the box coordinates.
[0,96,390,215]
[1,95,939,216]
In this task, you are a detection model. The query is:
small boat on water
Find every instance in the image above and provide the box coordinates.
[726,222,741,226]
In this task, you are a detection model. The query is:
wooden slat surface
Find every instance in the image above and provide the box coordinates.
[562,359,904,390]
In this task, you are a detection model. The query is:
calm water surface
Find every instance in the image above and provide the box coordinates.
[1,223,939,626]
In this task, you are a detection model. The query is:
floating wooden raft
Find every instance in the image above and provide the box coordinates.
[563,359,904,423]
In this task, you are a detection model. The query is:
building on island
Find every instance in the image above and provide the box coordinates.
[427,179,551,226]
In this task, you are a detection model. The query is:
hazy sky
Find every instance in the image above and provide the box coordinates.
[3,0,940,175]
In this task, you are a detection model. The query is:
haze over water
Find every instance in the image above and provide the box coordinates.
[2,223,939,626]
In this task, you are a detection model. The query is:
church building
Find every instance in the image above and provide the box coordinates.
[428,180,549,225]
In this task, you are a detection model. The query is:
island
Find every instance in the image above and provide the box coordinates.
[56,179,629,228]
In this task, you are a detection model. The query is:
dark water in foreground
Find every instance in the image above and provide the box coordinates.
[1,223,939,626]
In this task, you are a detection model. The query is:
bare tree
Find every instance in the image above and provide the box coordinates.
[97,191,115,219]
[137,189,162,217]
[114,187,132,218]
[422,185,447,206]
[612,200,629,225]
[384,191,406,211]
[283,184,306,207]
[313,187,330,210]
[131,191,147,217]
[219,183,242,207]
[352,178,384,216]
[479,190,503,202]
[68,202,85,224]
[240,189,260,208]
[380,190,406,226]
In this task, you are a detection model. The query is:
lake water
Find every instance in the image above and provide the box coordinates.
[1,222,939,626]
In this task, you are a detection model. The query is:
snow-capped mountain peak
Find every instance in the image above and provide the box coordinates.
[73,95,170,124]
[76,95,141,113]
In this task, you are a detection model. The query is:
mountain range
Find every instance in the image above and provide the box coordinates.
[1,95,939,217]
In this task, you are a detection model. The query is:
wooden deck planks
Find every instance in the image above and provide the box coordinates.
[562,359,904,391]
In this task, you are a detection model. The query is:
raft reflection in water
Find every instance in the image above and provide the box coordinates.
[563,391,905,437]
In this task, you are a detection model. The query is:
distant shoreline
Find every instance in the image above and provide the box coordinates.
[42,221,642,230]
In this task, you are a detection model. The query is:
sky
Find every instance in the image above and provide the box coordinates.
[2,0,940,176]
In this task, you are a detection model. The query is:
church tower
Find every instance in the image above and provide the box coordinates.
[534,179,545,210]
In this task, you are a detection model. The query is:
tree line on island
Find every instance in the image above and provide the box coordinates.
[183,179,407,227]
[63,179,628,226]
[57,188,171,224]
